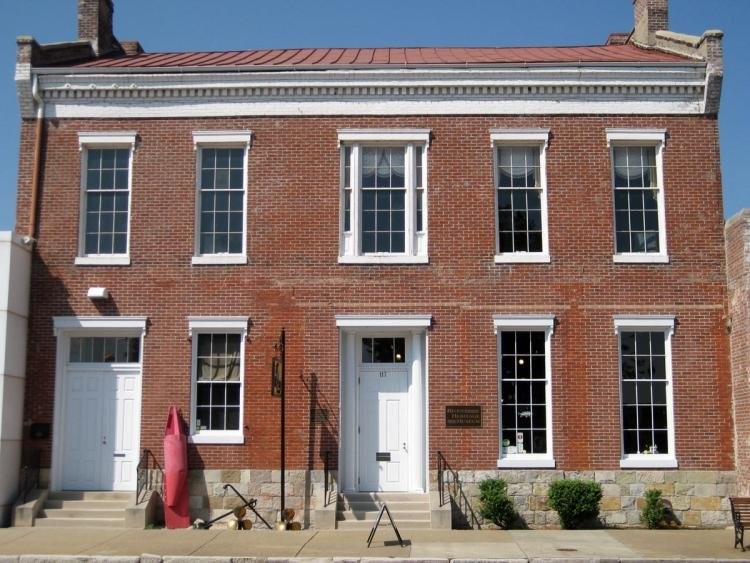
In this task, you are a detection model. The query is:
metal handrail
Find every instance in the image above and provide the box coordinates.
[18,449,41,503]
[323,451,331,507]
[136,448,164,504]
[436,450,482,529]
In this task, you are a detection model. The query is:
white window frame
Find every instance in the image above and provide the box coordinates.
[614,315,677,468]
[607,129,669,264]
[337,129,430,264]
[192,131,252,265]
[75,132,137,266]
[187,316,248,444]
[493,314,555,468]
[491,129,551,264]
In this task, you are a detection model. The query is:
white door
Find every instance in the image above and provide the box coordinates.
[62,367,140,491]
[358,368,409,491]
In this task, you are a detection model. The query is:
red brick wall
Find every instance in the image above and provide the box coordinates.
[16,114,732,472]
[727,210,750,492]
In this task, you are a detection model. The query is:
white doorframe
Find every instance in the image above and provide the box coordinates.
[51,316,147,491]
[336,315,430,493]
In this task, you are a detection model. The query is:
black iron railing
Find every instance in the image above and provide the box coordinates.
[323,450,333,507]
[136,448,164,504]
[18,449,41,503]
[436,450,482,529]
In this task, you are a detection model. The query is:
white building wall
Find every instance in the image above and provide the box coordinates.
[0,232,31,526]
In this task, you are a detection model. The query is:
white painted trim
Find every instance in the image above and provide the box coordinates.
[87,287,109,300]
[74,255,131,266]
[188,318,248,443]
[605,128,666,147]
[490,128,550,148]
[192,130,252,149]
[497,457,556,469]
[193,135,251,262]
[187,316,249,335]
[188,432,244,445]
[53,316,147,336]
[78,131,137,150]
[493,314,555,333]
[494,252,551,264]
[613,315,675,334]
[336,315,432,330]
[337,129,431,146]
[191,255,248,265]
[613,254,670,264]
[620,456,678,469]
[50,317,146,491]
[338,255,429,265]
[495,315,555,466]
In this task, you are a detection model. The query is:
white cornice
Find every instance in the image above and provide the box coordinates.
[22,64,709,119]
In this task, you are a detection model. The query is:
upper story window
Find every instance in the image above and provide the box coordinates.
[75,132,137,266]
[338,129,429,264]
[192,131,252,265]
[491,129,550,264]
[494,315,555,468]
[614,315,676,469]
[188,316,248,444]
[607,129,668,264]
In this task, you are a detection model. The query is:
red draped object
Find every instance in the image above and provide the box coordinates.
[163,406,190,528]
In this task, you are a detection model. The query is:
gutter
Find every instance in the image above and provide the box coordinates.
[25,74,44,245]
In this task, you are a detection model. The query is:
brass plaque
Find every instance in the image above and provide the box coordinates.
[376,452,391,461]
[445,405,482,428]
[311,408,328,423]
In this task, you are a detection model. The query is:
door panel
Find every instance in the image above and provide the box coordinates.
[358,369,409,491]
[62,373,105,490]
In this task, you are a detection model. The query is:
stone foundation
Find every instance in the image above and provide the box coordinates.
[442,469,736,529]
[186,469,335,529]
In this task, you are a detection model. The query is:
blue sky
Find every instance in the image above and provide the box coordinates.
[1,0,748,231]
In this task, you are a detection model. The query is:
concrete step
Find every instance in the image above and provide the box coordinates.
[47,491,133,502]
[336,519,431,530]
[339,492,428,503]
[42,508,127,519]
[338,500,429,511]
[44,499,130,510]
[34,517,125,528]
[337,509,428,521]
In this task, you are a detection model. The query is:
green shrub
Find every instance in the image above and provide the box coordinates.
[640,489,666,529]
[478,478,516,529]
[548,479,602,529]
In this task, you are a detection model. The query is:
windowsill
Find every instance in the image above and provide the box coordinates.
[75,255,131,266]
[338,254,429,265]
[188,432,245,445]
[192,255,248,265]
[497,457,556,469]
[620,455,677,469]
[613,253,669,264]
[494,252,550,264]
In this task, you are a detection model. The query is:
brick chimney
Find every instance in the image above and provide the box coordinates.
[78,0,121,56]
[632,0,669,47]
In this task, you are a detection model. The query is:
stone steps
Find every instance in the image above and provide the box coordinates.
[34,491,132,528]
[336,492,431,530]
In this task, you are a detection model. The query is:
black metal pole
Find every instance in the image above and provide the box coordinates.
[280,328,286,516]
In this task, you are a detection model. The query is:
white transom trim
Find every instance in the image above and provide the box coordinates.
[493,314,555,334]
[78,131,137,151]
[337,128,431,147]
[192,130,252,149]
[335,314,432,330]
[53,316,147,336]
[613,315,675,335]
[605,128,667,147]
[187,316,249,336]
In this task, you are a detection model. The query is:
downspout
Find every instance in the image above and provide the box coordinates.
[26,73,44,244]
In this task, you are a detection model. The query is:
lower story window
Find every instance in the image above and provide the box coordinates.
[494,315,555,468]
[615,316,676,468]
[188,316,248,444]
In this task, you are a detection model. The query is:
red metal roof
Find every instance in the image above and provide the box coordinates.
[69,44,691,69]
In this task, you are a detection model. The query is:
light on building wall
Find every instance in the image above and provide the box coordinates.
[518,358,525,365]
[87,287,109,300]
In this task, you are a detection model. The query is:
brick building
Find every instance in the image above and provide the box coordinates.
[9,0,734,528]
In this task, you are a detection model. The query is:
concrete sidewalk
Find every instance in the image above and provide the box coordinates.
[0,527,746,561]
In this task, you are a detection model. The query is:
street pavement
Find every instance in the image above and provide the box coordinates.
[0,527,746,561]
